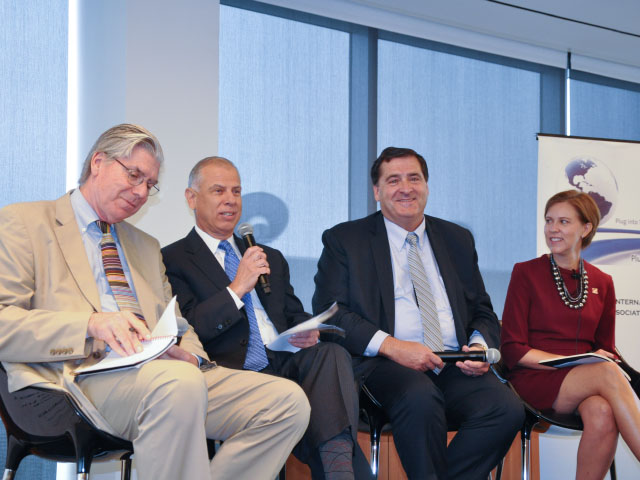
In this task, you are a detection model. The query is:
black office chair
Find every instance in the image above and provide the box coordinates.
[359,385,503,480]
[0,366,133,480]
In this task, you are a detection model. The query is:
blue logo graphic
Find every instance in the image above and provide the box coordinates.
[562,157,640,265]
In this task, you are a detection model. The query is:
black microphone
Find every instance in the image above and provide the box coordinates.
[237,222,271,295]
[433,348,501,364]
[571,271,581,279]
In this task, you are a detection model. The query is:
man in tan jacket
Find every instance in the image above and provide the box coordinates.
[0,124,310,480]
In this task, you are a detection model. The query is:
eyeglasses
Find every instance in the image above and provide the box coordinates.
[113,158,160,196]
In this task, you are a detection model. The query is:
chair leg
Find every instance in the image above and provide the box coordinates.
[121,458,132,480]
[2,434,29,480]
[369,418,385,479]
[609,458,617,480]
[75,441,96,477]
[4,435,28,475]
[2,469,17,480]
[521,425,532,480]
[369,429,379,479]
[495,456,504,480]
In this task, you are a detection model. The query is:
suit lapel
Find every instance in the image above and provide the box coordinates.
[185,228,231,290]
[370,213,396,335]
[54,194,101,313]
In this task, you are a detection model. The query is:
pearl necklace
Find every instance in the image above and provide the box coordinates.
[549,254,588,309]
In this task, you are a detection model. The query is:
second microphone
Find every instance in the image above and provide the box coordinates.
[432,348,501,364]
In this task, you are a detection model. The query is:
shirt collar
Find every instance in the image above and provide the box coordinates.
[383,215,427,251]
[194,225,239,254]
[70,188,100,231]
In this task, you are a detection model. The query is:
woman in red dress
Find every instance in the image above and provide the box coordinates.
[501,190,640,480]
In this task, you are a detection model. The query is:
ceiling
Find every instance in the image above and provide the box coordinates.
[259,0,640,81]
[349,0,640,69]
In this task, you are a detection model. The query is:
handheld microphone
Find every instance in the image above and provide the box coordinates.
[175,316,191,345]
[433,348,501,364]
[176,317,190,337]
[237,222,271,295]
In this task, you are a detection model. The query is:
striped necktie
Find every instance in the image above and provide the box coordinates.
[406,232,444,353]
[219,240,269,371]
[97,221,146,324]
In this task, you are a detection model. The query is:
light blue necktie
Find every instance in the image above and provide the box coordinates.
[219,240,269,371]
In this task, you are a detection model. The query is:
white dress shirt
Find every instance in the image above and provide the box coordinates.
[364,217,486,356]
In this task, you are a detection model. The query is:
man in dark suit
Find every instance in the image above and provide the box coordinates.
[162,156,371,480]
[313,147,524,480]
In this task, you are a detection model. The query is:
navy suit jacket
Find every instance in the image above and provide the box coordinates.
[162,228,310,368]
[312,212,499,377]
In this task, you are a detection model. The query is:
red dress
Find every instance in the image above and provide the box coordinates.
[500,254,616,410]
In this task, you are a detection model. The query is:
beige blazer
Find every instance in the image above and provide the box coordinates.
[0,192,207,432]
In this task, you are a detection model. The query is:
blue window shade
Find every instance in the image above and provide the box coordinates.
[570,74,640,142]
[0,2,66,478]
[219,5,350,309]
[377,39,541,314]
[0,0,68,209]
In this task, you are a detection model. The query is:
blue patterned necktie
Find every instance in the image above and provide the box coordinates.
[219,240,269,371]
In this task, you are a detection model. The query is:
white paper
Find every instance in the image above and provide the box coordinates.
[266,302,342,353]
[74,297,178,375]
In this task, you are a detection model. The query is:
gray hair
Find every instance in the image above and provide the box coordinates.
[188,156,238,189]
[78,124,164,185]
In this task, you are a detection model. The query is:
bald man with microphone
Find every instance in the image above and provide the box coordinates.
[162,156,372,480]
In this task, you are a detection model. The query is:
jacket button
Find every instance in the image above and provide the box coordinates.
[240,339,248,346]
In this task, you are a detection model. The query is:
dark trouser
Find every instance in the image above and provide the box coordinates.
[266,343,373,480]
[360,358,524,480]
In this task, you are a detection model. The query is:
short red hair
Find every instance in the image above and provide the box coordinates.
[544,190,600,249]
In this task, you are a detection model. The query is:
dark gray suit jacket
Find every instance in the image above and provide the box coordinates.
[312,211,499,378]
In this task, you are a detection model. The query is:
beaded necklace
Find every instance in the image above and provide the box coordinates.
[549,254,589,309]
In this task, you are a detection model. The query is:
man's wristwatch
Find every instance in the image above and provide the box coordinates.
[199,359,217,372]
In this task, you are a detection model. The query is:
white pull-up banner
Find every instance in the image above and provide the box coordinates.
[537,134,640,369]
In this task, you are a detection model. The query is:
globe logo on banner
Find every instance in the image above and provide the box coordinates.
[563,157,619,225]
[556,156,640,265]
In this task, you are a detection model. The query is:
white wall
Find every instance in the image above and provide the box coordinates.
[74,0,220,247]
[61,2,220,478]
